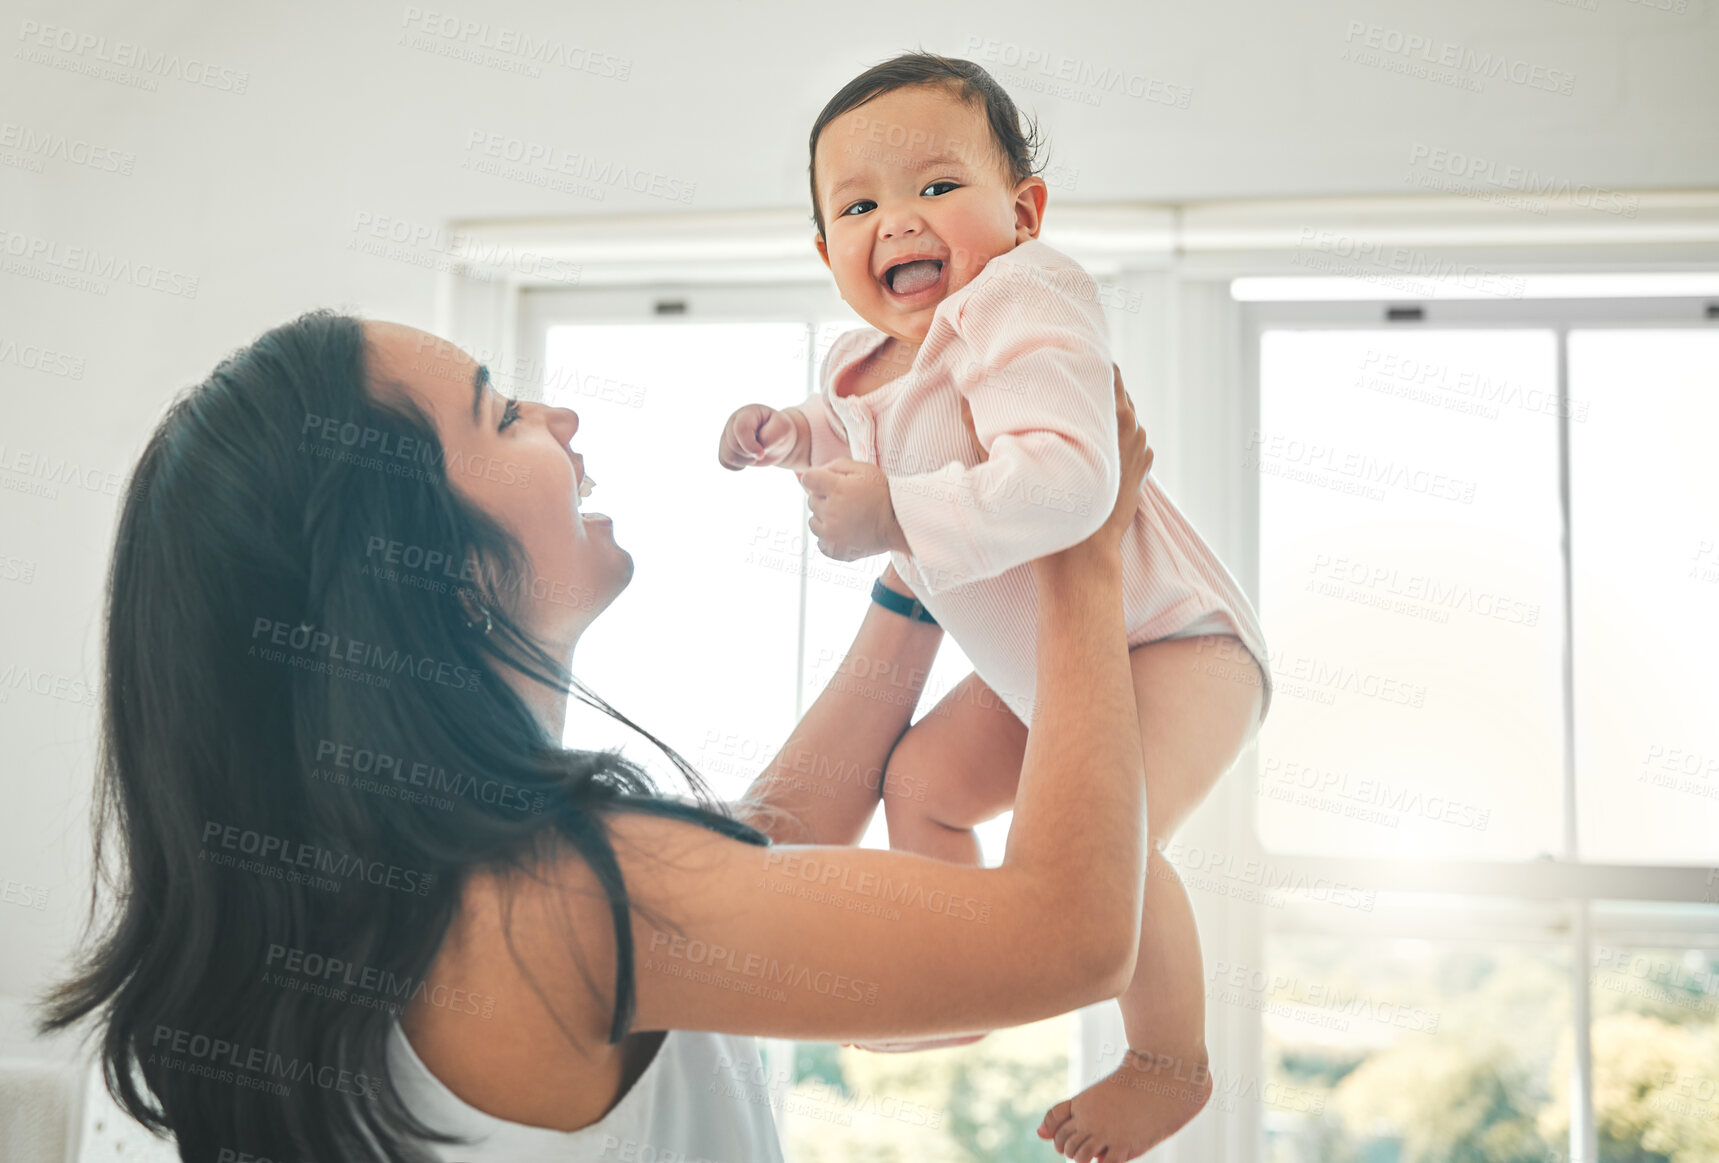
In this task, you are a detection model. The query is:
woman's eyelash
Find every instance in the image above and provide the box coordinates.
[499,398,521,431]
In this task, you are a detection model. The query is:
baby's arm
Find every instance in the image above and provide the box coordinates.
[717,395,848,472]
[719,332,856,472]
[887,261,1121,595]
[793,393,853,468]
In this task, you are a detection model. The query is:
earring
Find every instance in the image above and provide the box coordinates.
[465,603,493,635]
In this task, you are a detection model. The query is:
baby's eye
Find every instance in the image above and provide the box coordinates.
[921,180,960,197]
[840,200,875,217]
[499,398,521,431]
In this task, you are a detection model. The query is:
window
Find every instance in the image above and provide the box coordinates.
[1245,294,1719,1163]
[1256,327,1565,860]
[1569,331,1719,866]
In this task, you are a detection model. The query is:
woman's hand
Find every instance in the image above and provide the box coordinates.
[1086,363,1152,550]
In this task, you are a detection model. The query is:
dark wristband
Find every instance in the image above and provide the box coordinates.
[871,578,938,626]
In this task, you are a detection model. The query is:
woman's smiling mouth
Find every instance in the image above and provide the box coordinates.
[567,445,593,498]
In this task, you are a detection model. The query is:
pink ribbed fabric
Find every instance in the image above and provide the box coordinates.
[800,238,1272,726]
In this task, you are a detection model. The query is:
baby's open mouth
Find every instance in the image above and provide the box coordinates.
[884,259,944,295]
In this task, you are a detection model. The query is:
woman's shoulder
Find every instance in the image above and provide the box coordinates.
[410,808,766,1075]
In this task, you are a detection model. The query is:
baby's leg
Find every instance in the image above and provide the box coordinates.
[880,670,1028,866]
[1040,634,1263,1163]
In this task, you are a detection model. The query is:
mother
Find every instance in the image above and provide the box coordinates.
[40,311,1154,1162]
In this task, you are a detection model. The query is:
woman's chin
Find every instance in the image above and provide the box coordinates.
[581,513,631,576]
[596,541,633,607]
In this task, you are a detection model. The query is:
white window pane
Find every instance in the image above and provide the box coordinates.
[543,322,808,800]
[1571,331,1719,865]
[1258,331,1566,859]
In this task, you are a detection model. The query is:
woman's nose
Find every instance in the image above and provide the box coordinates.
[545,404,579,440]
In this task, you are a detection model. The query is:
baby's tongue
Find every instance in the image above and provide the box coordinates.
[890,260,941,295]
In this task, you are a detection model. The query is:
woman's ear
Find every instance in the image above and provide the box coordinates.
[455,549,502,628]
[455,585,489,630]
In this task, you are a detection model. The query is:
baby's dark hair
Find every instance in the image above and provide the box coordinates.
[807,51,1043,238]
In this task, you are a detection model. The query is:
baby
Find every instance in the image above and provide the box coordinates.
[719,52,1273,1161]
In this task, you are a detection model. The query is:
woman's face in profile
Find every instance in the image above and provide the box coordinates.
[365,321,632,643]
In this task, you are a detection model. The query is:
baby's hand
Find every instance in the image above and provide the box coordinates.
[718,403,802,470]
[799,459,909,561]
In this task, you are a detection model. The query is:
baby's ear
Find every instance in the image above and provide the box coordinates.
[813,233,831,269]
[1013,176,1048,241]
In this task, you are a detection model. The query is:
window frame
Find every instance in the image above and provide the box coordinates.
[1241,292,1719,1163]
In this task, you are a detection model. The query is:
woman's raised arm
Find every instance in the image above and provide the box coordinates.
[568,374,1152,1043]
[731,562,941,847]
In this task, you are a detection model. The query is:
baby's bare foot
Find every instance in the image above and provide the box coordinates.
[1036,1046,1212,1161]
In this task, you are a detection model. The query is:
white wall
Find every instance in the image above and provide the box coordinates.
[2,0,1716,1017]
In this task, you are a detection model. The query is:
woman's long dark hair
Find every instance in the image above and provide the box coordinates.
[37,310,768,1161]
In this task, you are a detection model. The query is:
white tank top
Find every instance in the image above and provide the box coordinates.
[386,1021,786,1162]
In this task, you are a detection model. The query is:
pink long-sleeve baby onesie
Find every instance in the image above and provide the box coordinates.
[800,238,1272,727]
